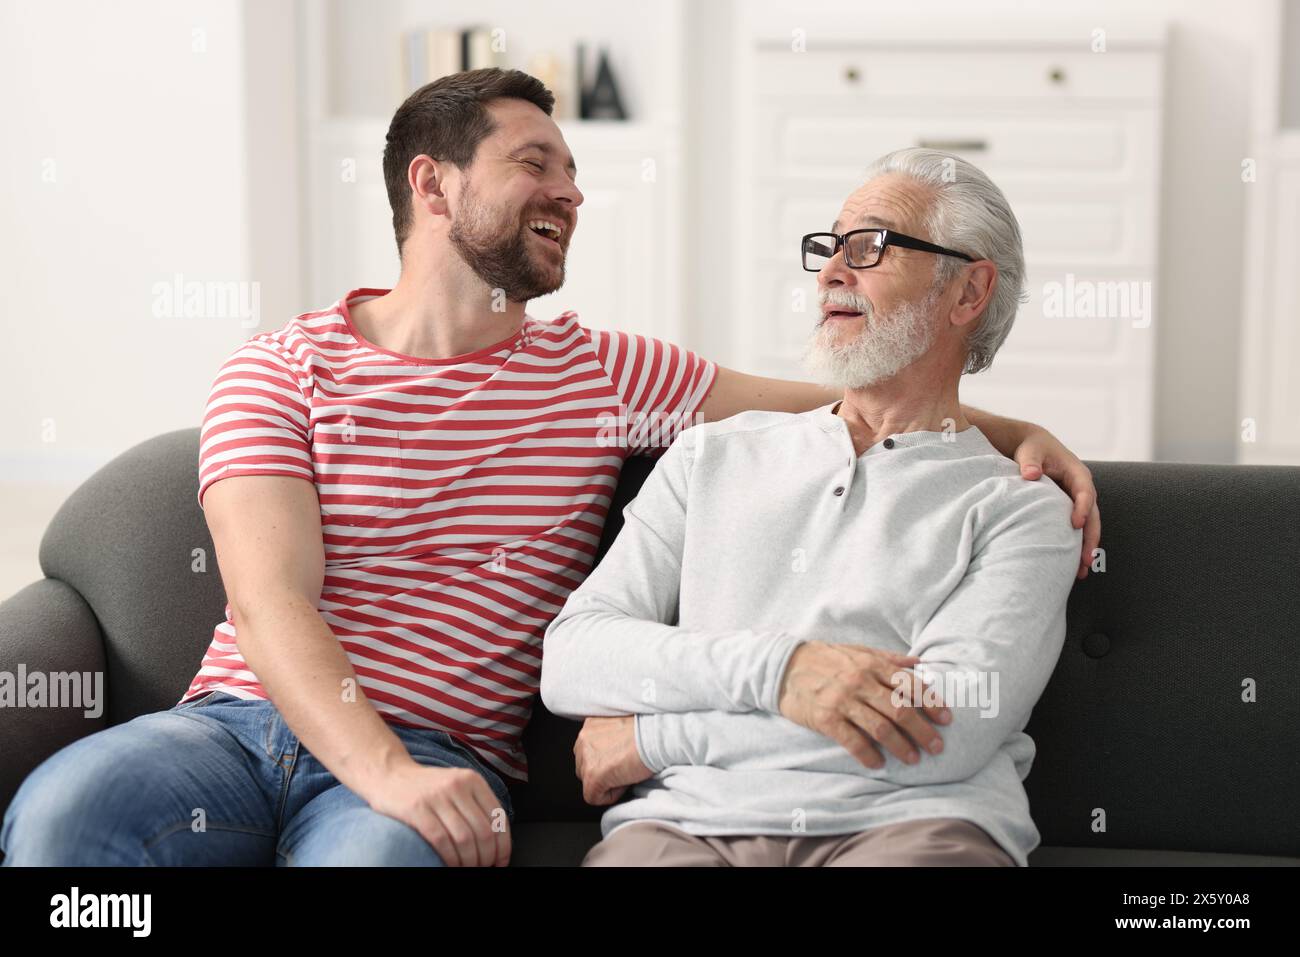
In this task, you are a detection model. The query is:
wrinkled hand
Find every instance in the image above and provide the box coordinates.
[574,715,655,806]
[777,641,951,769]
[369,761,511,866]
[1011,427,1101,579]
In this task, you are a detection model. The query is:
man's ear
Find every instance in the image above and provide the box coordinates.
[408,154,451,219]
[949,261,998,331]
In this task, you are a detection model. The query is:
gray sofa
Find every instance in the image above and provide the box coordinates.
[2,428,1297,866]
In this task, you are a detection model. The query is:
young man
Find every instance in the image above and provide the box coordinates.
[1,70,1097,868]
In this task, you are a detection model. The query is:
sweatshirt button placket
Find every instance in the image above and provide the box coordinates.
[834,451,854,506]
[832,434,854,508]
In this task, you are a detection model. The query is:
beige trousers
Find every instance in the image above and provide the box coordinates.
[582,817,1017,867]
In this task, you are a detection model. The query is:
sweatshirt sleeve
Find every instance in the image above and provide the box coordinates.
[539,426,805,719]
[637,480,1080,782]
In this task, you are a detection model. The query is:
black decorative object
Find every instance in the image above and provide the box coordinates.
[577,44,627,120]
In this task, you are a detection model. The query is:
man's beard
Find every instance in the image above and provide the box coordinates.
[447,177,566,303]
[800,285,941,390]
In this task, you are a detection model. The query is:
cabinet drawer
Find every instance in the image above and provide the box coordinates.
[753,49,1161,103]
[1004,267,1155,357]
[768,110,1150,181]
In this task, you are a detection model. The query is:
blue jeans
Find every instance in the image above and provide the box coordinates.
[0,691,514,866]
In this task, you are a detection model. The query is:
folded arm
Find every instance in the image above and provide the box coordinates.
[540,428,804,719]
[636,481,1082,784]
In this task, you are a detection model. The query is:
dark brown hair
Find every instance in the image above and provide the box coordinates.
[382,68,555,256]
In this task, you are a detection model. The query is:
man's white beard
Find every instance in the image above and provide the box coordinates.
[800,287,941,390]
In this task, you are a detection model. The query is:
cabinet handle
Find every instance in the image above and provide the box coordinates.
[916,138,988,152]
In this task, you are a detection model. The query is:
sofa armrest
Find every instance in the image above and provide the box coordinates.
[0,578,108,819]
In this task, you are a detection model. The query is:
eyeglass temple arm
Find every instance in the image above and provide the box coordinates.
[885,232,975,262]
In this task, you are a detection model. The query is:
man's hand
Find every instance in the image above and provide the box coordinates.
[574,715,655,805]
[961,408,1100,580]
[367,761,511,866]
[777,641,951,769]
[1008,426,1101,580]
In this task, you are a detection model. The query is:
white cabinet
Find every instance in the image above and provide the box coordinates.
[528,122,684,341]
[1238,137,1300,464]
[1237,0,1300,466]
[735,32,1167,461]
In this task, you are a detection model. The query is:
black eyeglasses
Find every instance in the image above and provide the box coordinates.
[801,228,975,272]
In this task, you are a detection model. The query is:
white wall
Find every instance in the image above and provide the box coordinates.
[0,0,255,484]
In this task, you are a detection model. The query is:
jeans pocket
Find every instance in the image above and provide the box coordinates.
[449,741,514,819]
[408,731,514,820]
[172,690,236,711]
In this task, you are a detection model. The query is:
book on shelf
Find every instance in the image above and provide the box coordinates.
[400,26,504,97]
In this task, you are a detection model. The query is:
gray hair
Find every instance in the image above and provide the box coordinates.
[862,148,1027,375]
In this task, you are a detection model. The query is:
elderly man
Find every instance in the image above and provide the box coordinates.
[540,147,1082,867]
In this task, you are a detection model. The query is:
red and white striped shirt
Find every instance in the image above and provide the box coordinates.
[184,288,717,781]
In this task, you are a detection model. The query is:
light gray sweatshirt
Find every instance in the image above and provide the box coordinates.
[540,401,1081,865]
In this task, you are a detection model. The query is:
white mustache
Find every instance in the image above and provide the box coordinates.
[818,290,873,318]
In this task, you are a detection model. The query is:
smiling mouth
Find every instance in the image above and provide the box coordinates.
[526,219,564,247]
[527,230,563,250]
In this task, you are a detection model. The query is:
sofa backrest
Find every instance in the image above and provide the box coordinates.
[40,429,227,722]
[37,428,1300,856]
[1024,460,1299,858]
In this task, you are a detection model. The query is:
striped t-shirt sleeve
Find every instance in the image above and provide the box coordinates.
[197,337,314,508]
[589,328,718,458]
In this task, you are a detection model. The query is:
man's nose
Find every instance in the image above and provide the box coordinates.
[549,176,584,210]
[818,250,854,289]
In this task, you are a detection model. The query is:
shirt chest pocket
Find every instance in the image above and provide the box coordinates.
[312,420,405,523]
